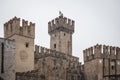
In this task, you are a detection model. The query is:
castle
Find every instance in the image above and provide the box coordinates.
[0,15,120,80]
[83,44,120,80]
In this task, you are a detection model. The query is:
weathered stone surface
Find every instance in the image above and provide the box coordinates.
[49,16,74,55]
[16,45,82,80]
[4,17,35,72]
[1,16,120,80]
[0,38,15,80]
[16,15,82,80]
[83,44,120,80]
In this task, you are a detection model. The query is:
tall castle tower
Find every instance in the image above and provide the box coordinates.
[48,15,74,55]
[4,17,35,72]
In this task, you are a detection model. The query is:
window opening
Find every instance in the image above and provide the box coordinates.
[54,44,56,48]
[64,33,66,36]
[25,42,29,48]
[1,43,4,73]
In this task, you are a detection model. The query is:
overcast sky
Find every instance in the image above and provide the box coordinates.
[0,0,120,63]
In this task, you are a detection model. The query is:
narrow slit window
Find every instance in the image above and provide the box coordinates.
[1,43,4,73]
[64,33,66,36]
[54,44,56,48]
[111,65,114,70]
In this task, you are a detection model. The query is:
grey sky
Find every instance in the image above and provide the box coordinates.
[0,0,120,63]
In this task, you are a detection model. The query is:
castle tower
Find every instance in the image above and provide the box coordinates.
[48,15,74,55]
[4,17,35,72]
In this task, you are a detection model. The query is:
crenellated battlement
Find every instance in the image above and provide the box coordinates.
[83,44,120,62]
[48,16,74,34]
[4,16,35,39]
[34,45,79,62]
[16,70,39,78]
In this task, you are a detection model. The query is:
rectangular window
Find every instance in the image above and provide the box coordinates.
[1,43,4,73]
[25,42,29,48]
[54,44,56,48]
[64,33,66,36]
[111,65,115,70]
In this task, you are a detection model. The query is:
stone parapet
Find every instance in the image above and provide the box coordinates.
[48,16,74,34]
[4,17,35,39]
[16,70,39,80]
[83,44,120,62]
[34,45,79,62]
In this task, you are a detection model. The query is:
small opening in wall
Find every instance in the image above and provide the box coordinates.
[111,65,114,70]
[25,42,29,48]
[55,34,56,37]
[64,33,66,36]
[1,43,4,73]
[54,44,56,48]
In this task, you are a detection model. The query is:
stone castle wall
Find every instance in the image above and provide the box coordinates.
[16,70,39,80]
[2,16,120,80]
[83,44,120,80]
[4,17,35,39]
[3,17,35,72]
[48,16,74,55]
[0,38,15,80]
[48,16,74,34]
[16,45,82,80]
[83,44,120,62]
[10,35,35,72]
[34,45,79,62]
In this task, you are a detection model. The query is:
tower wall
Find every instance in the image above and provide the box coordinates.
[0,38,15,80]
[50,31,72,55]
[4,17,35,39]
[10,35,34,72]
[48,16,74,34]
[4,17,35,72]
[48,16,74,55]
[83,44,120,80]
[116,47,120,76]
